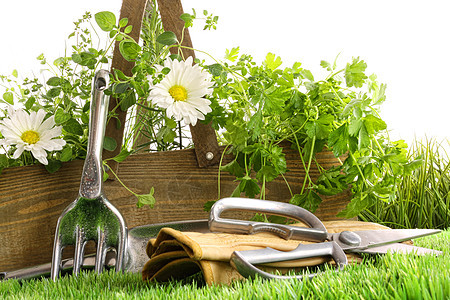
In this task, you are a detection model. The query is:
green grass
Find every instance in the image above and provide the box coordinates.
[1,230,449,299]
[361,138,450,229]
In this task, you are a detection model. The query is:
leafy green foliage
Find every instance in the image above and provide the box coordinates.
[209,50,419,217]
[0,11,152,208]
[103,136,117,151]
[119,40,142,61]
[345,57,368,88]
[0,10,141,169]
[137,187,156,208]
[2,91,14,104]
[94,11,116,31]
[224,47,239,62]
[0,7,422,217]
[360,138,450,229]
[156,31,178,45]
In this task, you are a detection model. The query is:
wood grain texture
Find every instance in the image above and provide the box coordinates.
[157,0,220,167]
[0,146,349,271]
[0,1,350,273]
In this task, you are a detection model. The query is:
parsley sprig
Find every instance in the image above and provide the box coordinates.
[204,51,421,218]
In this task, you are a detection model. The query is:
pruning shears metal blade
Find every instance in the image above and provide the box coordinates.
[230,228,442,280]
[358,243,442,256]
[331,228,442,252]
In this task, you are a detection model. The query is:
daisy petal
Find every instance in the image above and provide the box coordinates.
[148,56,213,126]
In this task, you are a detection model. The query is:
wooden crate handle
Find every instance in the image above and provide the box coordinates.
[104,0,220,170]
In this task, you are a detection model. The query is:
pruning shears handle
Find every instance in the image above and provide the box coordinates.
[209,197,328,242]
[230,241,347,280]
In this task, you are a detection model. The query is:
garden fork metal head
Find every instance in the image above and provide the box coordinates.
[51,70,127,280]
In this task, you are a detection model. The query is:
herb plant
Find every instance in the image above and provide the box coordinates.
[0,6,424,217]
[198,50,422,218]
[0,12,137,172]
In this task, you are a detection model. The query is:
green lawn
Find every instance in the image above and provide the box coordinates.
[1,230,449,300]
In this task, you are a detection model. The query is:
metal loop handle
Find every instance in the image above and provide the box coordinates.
[209,198,328,242]
[230,241,348,280]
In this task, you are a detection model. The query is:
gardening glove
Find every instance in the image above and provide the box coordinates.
[142,220,390,285]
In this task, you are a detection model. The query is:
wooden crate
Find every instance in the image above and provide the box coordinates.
[0,0,351,272]
[0,146,349,271]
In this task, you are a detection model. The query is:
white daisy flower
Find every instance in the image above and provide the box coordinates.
[148,56,213,126]
[0,108,66,165]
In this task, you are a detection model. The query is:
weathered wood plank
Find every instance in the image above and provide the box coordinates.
[103,0,148,169]
[0,146,349,271]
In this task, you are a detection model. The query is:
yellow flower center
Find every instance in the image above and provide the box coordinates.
[169,85,188,101]
[21,130,40,144]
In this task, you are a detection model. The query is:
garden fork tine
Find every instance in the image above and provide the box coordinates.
[51,70,127,280]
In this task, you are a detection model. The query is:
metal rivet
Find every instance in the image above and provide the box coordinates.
[206,152,214,161]
[338,231,362,246]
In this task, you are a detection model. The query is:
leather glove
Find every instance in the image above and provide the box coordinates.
[142,220,389,285]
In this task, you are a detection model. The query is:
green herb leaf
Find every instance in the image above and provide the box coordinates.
[348,118,363,136]
[180,13,195,28]
[305,115,334,140]
[46,77,62,86]
[54,108,71,125]
[119,17,128,28]
[81,113,89,124]
[290,191,322,213]
[114,82,129,94]
[337,193,375,218]
[25,96,35,110]
[363,114,387,134]
[2,92,13,105]
[248,110,263,139]
[224,47,239,62]
[328,124,349,157]
[345,57,368,88]
[137,187,156,208]
[60,147,73,162]
[219,159,245,178]
[103,168,109,181]
[358,124,370,149]
[264,53,282,71]
[156,31,178,45]
[46,87,61,98]
[207,64,223,77]
[95,11,116,32]
[63,118,83,135]
[403,155,423,175]
[230,184,241,197]
[256,165,278,182]
[301,69,314,81]
[119,40,141,61]
[238,176,260,198]
[320,60,332,71]
[124,25,133,34]
[45,159,62,174]
[203,200,216,212]
[112,148,132,163]
[0,154,8,168]
[120,91,136,111]
[103,136,117,151]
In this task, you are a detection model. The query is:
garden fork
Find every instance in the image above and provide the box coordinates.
[51,70,127,280]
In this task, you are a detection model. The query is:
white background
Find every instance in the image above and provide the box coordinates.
[1,0,449,146]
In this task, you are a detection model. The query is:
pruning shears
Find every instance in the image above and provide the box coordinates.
[209,198,442,280]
